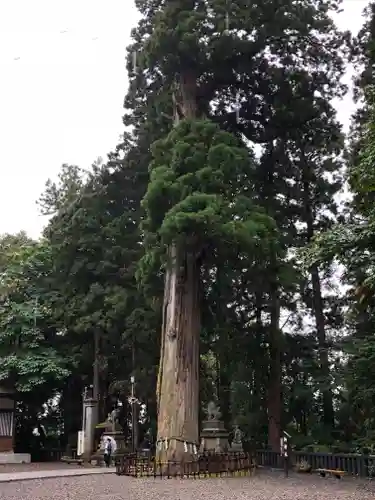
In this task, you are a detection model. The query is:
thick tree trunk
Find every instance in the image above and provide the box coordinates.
[310,266,335,427]
[262,145,283,452]
[62,376,82,449]
[215,268,231,430]
[267,283,282,451]
[301,152,334,428]
[217,357,231,431]
[93,329,100,429]
[156,245,200,463]
[156,71,200,464]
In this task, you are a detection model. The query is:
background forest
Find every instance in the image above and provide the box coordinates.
[2,0,375,455]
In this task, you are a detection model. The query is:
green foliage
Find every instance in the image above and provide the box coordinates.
[0,239,70,392]
[40,161,160,432]
[141,119,277,274]
[300,3,375,439]
[128,0,348,148]
[129,0,349,447]
[302,86,375,281]
[2,0,370,452]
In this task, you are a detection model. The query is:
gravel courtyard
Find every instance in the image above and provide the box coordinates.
[1,471,375,500]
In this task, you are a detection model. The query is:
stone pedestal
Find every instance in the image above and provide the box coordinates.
[230,441,243,452]
[200,419,229,453]
[229,425,243,452]
[0,452,31,464]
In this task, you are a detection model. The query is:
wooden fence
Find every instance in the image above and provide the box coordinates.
[35,445,375,478]
[255,449,375,477]
[116,452,255,478]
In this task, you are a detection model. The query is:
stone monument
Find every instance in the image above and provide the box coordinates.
[230,424,243,452]
[91,408,127,465]
[200,401,229,453]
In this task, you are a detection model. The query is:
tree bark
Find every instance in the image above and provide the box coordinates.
[215,267,231,430]
[93,329,100,428]
[262,144,283,452]
[62,376,82,449]
[267,280,282,451]
[301,151,334,428]
[156,245,200,463]
[310,266,335,427]
[217,352,231,431]
[156,71,201,464]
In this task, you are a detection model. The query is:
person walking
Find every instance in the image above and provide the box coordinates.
[104,437,113,467]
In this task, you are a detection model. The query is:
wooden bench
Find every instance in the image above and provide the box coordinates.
[316,468,344,479]
[61,456,84,466]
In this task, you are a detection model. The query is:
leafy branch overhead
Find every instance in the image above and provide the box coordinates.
[0,238,70,392]
[141,119,278,274]
[301,87,375,290]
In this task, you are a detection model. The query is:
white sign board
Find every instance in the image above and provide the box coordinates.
[77,430,85,456]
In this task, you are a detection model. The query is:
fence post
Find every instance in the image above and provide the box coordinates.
[280,431,291,478]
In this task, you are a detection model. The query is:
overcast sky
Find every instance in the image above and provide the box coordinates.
[0,0,369,238]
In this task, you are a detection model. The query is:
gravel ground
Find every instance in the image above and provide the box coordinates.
[1,470,375,500]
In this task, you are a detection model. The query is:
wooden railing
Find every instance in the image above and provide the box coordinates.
[116,452,256,478]
[255,449,375,477]
[32,445,375,477]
